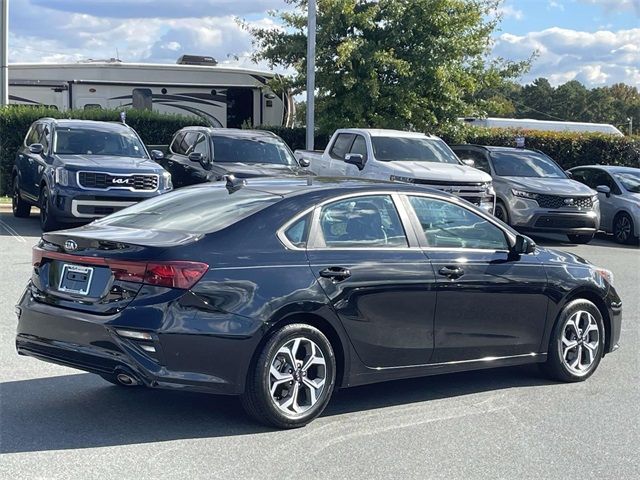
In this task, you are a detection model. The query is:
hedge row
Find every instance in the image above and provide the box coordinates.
[0,106,206,195]
[259,125,640,169]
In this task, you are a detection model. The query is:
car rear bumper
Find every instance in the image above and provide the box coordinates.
[15,290,253,395]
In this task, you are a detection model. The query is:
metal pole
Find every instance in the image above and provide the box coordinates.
[305,0,316,150]
[0,0,8,106]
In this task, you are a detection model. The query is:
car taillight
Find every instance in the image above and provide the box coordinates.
[33,247,209,289]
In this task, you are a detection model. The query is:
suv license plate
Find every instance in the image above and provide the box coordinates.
[58,264,94,296]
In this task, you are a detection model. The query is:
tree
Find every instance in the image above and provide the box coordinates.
[247,0,530,132]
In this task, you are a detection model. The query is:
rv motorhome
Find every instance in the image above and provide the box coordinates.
[460,117,624,136]
[8,57,294,128]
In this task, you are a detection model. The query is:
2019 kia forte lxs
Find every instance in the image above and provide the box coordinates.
[16,178,622,428]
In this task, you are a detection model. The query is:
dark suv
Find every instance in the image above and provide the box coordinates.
[156,127,309,189]
[12,119,173,231]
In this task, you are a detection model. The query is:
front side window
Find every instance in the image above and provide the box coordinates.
[329,134,355,159]
[408,196,508,250]
[53,127,146,158]
[490,151,566,178]
[350,135,367,157]
[318,195,407,248]
[191,133,209,157]
[371,137,460,164]
[25,124,40,146]
[169,132,185,155]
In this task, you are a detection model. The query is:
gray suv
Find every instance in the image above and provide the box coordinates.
[569,165,640,244]
[451,145,599,243]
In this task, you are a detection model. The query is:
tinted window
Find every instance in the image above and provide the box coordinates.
[95,187,279,234]
[170,132,186,155]
[183,132,200,155]
[25,124,39,146]
[350,135,367,157]
[465,150,491,173]
[319,195,407,248]
[491,151,566,178]
[371,137,460,164]
[53,127,146,158]
[192,134,209,157]
[132,88,153,110]
[330,134,355,159]
[83,104,103,110]
[284,214,310,248]
[570,169,591,186]
[614,171,640,193]
[408,196,508,250]
[210,134,296,165]
[40,125,51,153]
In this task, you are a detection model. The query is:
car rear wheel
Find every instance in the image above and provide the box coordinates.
[567,234,594,244]
[494,201,509,224]
[541,299,604,382]
[613,212,635,244]
[39,188,60,232]
[12,177,31,218]
[241,323,336,429]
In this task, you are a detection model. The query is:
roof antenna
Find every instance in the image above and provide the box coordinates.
[225,174,245,193]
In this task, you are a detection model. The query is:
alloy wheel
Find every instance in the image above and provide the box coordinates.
[495,203,508,223]
[614,215,631,243]
[561,310,600,375]
[269,337,327,415]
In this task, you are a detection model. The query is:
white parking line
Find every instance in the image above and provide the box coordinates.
[0,218,27,243]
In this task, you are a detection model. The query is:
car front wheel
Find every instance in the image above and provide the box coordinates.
[613,212,635,244]
[39,188,60,232]
[542,299,604,382]
[241,323,336,429]
[494,201,509,224]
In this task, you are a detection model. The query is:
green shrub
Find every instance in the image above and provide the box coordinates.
[0,106,206,195]
[257,126,331,151]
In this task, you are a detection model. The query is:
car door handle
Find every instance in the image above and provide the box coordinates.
[319,267,351,282]
[438,266,464,279]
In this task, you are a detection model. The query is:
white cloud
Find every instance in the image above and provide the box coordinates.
[497,5,524,20]
[494,27,640,86]
[548,1,565,11]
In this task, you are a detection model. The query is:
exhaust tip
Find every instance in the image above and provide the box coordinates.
[116,372,139,386]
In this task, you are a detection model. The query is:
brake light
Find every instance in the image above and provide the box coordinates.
[33,247,209,289]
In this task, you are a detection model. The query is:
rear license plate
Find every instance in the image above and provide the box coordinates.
[58,264,94,295]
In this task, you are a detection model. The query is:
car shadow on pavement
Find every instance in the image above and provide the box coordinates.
[0,364,556,453]
[0,210,43,239]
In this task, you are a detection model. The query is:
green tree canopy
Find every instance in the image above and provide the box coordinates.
[247,0,530,132]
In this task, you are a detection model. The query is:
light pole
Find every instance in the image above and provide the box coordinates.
[305,0,316,150]
[628,117,633,136]
[1,0,8,106]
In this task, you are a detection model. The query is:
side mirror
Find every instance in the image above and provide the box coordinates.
[188,152,204,163]
[344,153,366,170]
[513,234,536,255]
[29,143,44,155]
[462,159,475,167]
[596,185,611,198]
[298,157,311,168]
[150,150,164,161]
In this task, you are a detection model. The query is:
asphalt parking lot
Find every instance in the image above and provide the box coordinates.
[0,208,638,480]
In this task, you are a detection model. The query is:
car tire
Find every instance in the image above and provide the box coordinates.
[39,188,60,232]
[12,176,31,218]
[567,234,594,244]
[241,323,336,429]
[541,299,604,383]
[494,201,510,224]
[613,212,636,244]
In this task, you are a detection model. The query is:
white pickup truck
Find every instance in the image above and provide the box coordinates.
[295,129,495,213]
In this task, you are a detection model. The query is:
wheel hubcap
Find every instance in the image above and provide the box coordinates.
[615,217,630,242]
[495,205,506,221]
[561,310,599,375]
[269,337,326,415]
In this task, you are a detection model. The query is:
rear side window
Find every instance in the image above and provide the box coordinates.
[283,214,310,248]
[318,195,407,248]
[95,187,279,234]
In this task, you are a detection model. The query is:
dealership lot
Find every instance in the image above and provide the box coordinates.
[1,209,638,479]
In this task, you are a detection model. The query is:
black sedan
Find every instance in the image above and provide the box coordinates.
[16,178,622,428]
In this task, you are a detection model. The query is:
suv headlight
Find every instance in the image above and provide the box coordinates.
[390,175,416,183]
[594,267,614,286]
[162,171,173,190]
[54,167,69,186]
[591,193,599,203]
[511,188,539,200]
[485,183,495,196]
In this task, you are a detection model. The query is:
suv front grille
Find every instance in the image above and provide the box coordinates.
[78,171,158,191]
[536,194,592,209]
[412,180,491,206]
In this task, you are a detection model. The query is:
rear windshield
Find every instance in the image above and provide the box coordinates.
[94,187,279,233]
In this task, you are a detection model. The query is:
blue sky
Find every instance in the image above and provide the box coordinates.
[8,0,640,87]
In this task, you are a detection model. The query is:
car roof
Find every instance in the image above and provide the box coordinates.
[569,165,639,173]
[179,127,278,138]
[43,119,135,132]
[187,176,449,199]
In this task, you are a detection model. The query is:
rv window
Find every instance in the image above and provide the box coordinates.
[132,88,153,110]
[227,87,253,128]
[83,104,103,110]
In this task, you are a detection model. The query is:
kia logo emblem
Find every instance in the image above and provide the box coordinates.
[563,198,575,205]
[111,178,132,184]
[64,240,78,251]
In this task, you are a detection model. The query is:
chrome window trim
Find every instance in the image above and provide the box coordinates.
[370,352,541,371]
[276,205,317,251]
[75,171,160,192]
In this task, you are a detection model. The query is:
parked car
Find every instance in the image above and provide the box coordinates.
[16,177,621,428]
[294,129,495,214]
[450,145,600,243]
[155,127,309,188]
[11,119,172,231]
[568,165,640,244]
